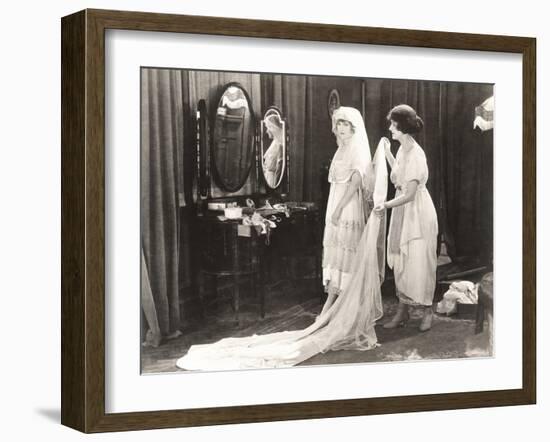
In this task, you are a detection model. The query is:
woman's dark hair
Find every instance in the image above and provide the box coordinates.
[335,118,356,133]
[386,104,424,134]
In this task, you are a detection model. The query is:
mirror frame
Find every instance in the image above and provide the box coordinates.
[196,99,211,201]
[210,82,257,193]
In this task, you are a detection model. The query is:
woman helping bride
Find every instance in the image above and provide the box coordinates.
[176,107,388,371]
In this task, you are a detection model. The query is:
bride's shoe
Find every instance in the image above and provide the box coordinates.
[383,303,409,329]
[419,307,434,332]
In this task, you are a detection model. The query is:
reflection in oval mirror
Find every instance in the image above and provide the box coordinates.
[261,108,286,189]
[211,83,255,192]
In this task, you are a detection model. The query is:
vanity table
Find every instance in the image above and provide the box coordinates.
[192,82,321,325]
[196,211,265,325]
[196,204,322,325]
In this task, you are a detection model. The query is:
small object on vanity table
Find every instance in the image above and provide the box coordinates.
[207,201,228,211]
[237,225,252,237]
[224,206,243,219]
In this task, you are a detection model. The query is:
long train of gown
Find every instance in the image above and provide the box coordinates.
[176,141,388,370]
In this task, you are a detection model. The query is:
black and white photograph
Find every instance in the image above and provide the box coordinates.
[140,68,494,373]
[3,0,545,438]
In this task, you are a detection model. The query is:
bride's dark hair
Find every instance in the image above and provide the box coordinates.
[387,104,424,134]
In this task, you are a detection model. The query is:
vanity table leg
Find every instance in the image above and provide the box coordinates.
[233,274,240,325]
[251,271,258,318]
[211,274,218,315]
[257,262,265,319]
[202,272,218,315]
[315,251,321,293]
[260,275,265,319]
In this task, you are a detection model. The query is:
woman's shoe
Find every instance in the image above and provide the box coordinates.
[383,304,410,329]
[419,307,434,332]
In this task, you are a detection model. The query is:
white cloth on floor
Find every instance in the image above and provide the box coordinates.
[436,281,478,315]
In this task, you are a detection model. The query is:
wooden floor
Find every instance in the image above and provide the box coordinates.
[141,268,492,374]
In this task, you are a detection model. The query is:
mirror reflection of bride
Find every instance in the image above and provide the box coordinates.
[176,107,388,370]
[262,114,284,188]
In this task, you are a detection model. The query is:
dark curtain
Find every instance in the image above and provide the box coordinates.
[283,76,308,201]
[261,74,308,201]
[364,79,444,224]
[442,83,494,261]
[141,68,182,337]
[363,79,493,261]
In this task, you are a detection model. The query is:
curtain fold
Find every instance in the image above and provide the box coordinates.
[283,75,307,201]
[361,78,493,261]
[442,83,494,261]
[141,68,182,337]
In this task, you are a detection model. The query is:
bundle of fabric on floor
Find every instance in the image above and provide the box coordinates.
[436,281,478,315]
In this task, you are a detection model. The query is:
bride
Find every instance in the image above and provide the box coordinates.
[176,107,388,370]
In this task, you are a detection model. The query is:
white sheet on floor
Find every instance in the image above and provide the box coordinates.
[436,281,478,315]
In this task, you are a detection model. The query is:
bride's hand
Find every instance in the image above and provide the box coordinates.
[373,204,386,218]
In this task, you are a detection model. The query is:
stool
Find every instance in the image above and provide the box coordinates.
[475,272,493,334]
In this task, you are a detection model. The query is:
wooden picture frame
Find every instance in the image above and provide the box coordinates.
[61,8,536,433]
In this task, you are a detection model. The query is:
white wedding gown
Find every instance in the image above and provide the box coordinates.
[177,142,388,370]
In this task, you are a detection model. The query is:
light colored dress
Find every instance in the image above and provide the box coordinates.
[263,140,282,187]
[322,147,370,297]
[387,143,438,306]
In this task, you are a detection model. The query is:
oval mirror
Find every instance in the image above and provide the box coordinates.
[261,107,286,189]
[211,83,255,192]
